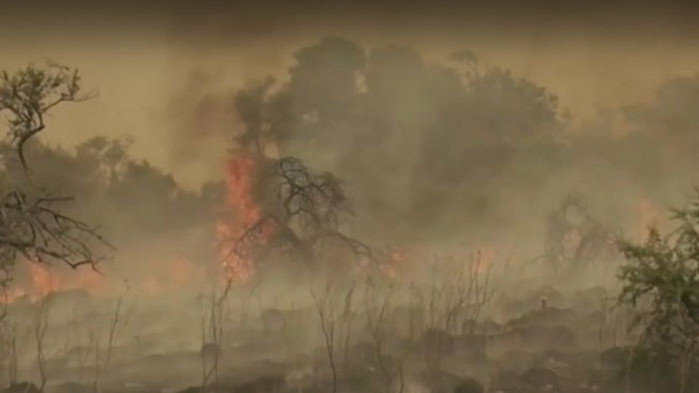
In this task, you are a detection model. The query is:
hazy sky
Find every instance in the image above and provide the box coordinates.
[2,1,699,188]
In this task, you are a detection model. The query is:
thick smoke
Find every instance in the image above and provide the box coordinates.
[161,70,237,188]
[223,37,698,257]
[5,36,696,291]
[4,25,699,393]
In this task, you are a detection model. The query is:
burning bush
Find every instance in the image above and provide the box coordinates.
[217,153,386,283]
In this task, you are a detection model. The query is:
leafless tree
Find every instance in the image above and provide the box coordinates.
[544,192,619,273]
[8,330,18,386]
[34,299,49,392]
[238,275,263,330]
[310,279,343,393]
[403,251,497,386]
[0,191,112,269]
[340,280,357,370]
[363,278,404,393]
[200,281,232,391]
[225,156,385,275]
[77,333,95,384]
[418,263,454,380]
[462,250,497,336]
[93,296,127,393]
[0,62,111,309]
[2,320,20,386]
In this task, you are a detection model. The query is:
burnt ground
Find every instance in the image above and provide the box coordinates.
[0,281,689,393]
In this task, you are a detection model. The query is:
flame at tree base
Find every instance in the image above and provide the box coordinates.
[216,153,265,283]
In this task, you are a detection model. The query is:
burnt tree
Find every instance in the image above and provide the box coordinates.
[225,156,384,276]
[544,192,619,273]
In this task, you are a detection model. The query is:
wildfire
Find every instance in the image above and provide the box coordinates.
[0,253,207,304]
[378,247,408,278]
[1,260,105,303]
[1,287,27,304]
[28,262,60,295]
[216,153,263,283]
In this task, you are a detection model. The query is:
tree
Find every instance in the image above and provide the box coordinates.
[230,38,564,241]
[310,280,341,393]
[234,77,277,156]
[33,299,49,392]
[618,189,699,393]
[225,156,383,276]
[624,74,699,153]
[362,277,404,393]
[544,192,619,274]
[0,62,111,297]
[0,62,93,173]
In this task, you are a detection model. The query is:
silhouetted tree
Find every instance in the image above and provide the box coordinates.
[226,156,382,276]
[0,62,94,173]
[0,62,110,297]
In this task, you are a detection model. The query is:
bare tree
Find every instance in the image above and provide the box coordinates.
[77,333,95,384]
[93,295,127,393]
[419,263,453,380]
[34,299,49,392]
[311,279,343,393]
[544,192,619,274]
[404,251,497,387]
[225,156,385,275]
[363,278,404,393]
[8,329,18,386]
[0,191,112,269]
[0,62,111,308]
[200,281,232,391]
[238,275,263,330]
[3,320,20,386]
[462,250,497,336]
[340,280,357,370]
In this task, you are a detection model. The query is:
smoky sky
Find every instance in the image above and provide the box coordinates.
[2,0,699,189]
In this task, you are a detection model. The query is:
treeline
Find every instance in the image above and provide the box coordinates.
[231,37,699,243]
[0,137,225,247]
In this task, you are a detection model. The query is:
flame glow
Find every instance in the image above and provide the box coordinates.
[1,254,206,304]
[216,153,263,283]
[1,260,105,303]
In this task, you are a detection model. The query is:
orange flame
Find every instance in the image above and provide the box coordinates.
[216,153,263,283]
[378,247,408,278]
[28,262,60,296]
[1,260,105,303]
[1,287,27,304]
[1,253,207,304]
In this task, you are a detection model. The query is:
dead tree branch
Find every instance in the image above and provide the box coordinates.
[363,278,403,393]
[34,299,49,392]
[311,280,341,393]
[224,156,387,277]
[0,190,113,274]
